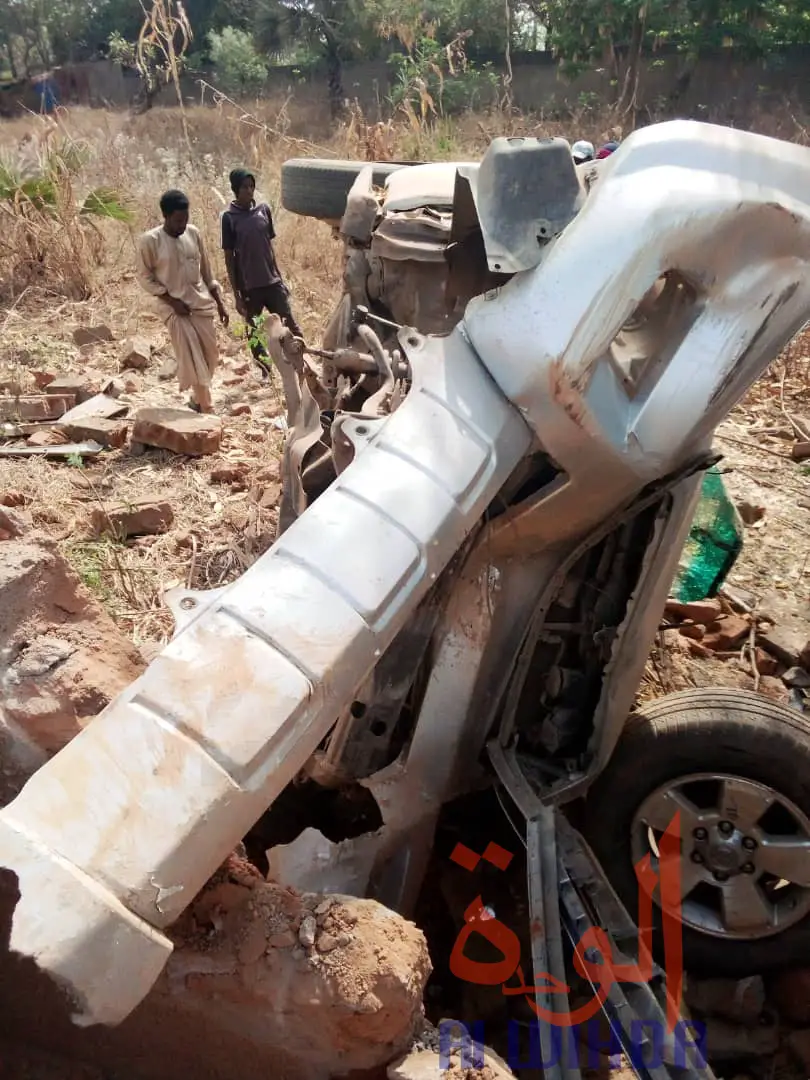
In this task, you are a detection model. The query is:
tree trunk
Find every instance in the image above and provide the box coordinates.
[34,24,52,70]
[502,0,513,111]
[616,3,647,126]
[2,34,19,79]
[326,51,344,118]
[322,37,345,119]
[667,0,720,108]
[319,18,345,120]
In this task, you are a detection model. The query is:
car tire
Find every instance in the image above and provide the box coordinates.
[582,688,810,976]
[280,158,418,221]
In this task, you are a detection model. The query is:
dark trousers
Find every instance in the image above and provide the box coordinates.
[243,284,303,365]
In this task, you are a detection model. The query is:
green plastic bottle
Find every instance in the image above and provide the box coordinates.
[672,467,744,603]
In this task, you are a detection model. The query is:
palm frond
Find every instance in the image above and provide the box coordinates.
[80,187,135,222]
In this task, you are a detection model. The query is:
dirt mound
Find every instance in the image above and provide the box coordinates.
[0,541,145,801]
[163,852,432,1076]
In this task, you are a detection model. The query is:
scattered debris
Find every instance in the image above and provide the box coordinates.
[250,483,281,509]
[267,826,383,896]
[753,646,781,676]
[0,421,44,438]
[0,394,76,421]
[759,631,803,667]
[0,441,102,458]
[684,975,765,1025]
[298,913,316,948]
[73,325,113,347]
[665,598,722,624]
[229,402,251,417]
[90,497,174,539]
[783,666,810,688]
[158,355,178,380]
[131,407,222,456]
[720,585,756,613]
[120,337,152,371]
[60,417,129,449]
[702,614,751,651]
[27,428,70,448]
[209,464,248,485]
[737,500,766,525]
[58,393,129,425]
[388,1040,516,1080]
[45,374,101,404]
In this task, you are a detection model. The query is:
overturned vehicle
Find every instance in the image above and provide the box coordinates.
[4,122,810,1080]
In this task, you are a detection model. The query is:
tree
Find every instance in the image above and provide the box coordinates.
[660,0,810,105]
[108,0,192,130]
[208,26,267,95]
[0,0,55,75]
[366,0,514,57]
[183,0,253,51]
[254,0,383,116]
[533,0,810,120]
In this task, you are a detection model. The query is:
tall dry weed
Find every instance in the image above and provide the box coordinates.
[0,115,134,300]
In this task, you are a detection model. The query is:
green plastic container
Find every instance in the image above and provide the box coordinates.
[672,467,744,603]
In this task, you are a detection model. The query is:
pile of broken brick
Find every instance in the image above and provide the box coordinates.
[664,593,810,704]
[0,324,221,464]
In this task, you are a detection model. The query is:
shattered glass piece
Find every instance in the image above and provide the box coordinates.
[672,467,744,602]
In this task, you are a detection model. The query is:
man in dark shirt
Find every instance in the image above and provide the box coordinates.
[221,168,303,374]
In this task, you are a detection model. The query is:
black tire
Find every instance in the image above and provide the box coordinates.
[582,688,810,976]
[280,158,420,221]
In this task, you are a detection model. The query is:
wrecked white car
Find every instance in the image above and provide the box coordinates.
[3,123,810,1080]
[280,143,606,356]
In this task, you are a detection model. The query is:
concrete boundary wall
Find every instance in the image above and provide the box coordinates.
[2,46,809,119]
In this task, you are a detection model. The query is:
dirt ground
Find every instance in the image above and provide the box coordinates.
[2,103,810,1080]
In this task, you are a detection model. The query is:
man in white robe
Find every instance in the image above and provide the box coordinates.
[137,189,229,413]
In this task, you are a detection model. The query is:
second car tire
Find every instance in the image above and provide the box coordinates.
[280,158,418,221]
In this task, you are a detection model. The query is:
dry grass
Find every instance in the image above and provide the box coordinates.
[1,96,810,655]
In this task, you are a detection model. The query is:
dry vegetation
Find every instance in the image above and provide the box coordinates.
[1,96,810,668]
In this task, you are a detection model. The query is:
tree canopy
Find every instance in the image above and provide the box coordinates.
[2,0,810,94]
